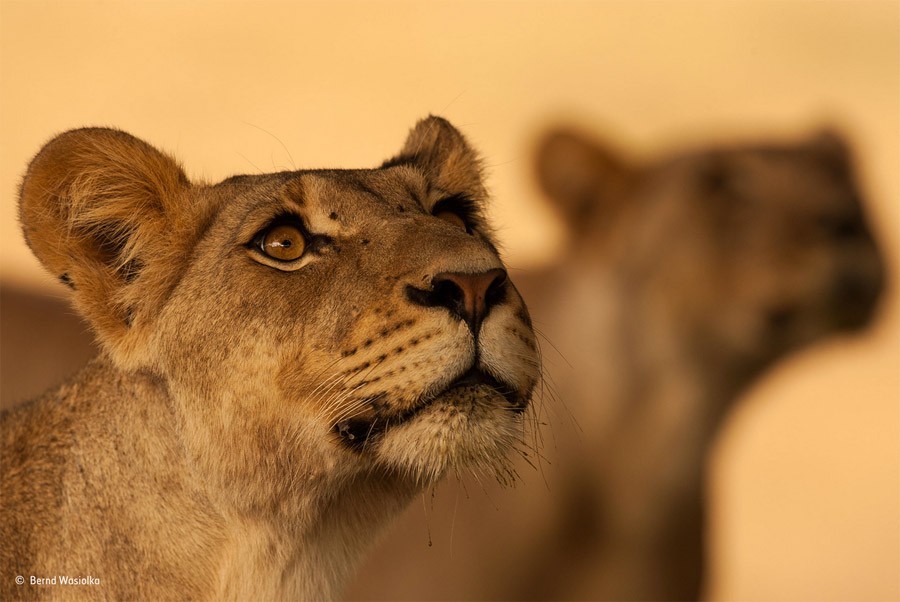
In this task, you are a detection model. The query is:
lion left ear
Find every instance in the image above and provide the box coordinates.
[386,115,486,199]
[18,127,205,369]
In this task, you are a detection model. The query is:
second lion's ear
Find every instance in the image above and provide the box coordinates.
[387,115,486,200]
[19,128,202,369]
[807,127,853,175]
[534,128,635,234]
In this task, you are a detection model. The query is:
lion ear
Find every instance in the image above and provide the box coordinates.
[534,128,634,233]
[387,115,486,199]
[19,127,196,369]
[807,127,853,175]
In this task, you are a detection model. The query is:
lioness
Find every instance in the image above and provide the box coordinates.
[500,125,885,600]
[0,117,538,600]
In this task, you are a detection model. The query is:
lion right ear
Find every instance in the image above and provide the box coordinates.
[19,128,199,369]
[534,128,635,234]
[386,115,487,202]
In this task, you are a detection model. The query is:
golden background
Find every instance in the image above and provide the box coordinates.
[1,1,897,600]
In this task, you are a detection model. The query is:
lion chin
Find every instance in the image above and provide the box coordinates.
[334,365,529,483]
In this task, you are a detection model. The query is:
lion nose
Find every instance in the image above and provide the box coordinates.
[407,268,508,333]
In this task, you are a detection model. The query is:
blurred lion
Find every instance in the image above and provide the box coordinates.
[506,124,885,600]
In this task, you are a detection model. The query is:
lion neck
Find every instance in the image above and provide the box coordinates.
[555,264,763,600]
[212,468,419,601]
[103,358,420,600]
[592,262,759,496]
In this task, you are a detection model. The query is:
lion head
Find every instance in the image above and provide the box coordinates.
[18,117,540,514]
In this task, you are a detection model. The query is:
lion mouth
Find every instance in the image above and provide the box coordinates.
[443,367,525,410]
[333,367,526,451]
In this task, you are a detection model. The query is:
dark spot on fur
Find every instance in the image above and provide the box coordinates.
[515,307,533,328]
[329,212,338,220]
[59,273,75,289]
[818,211,865,241]
[397,204,406,213]
[400,179,424,207]
[308,235,339,255]
[347,176,385,203]
[697,156,734,196]
[509,327,537,350]
[93,224,128,265]
[361,239,370,246]
[120,258,143,284]
[370,395,389,412]
[363,339,373,348]
[704,168,728,193]
[341,348,357,358]
[344,360,372,376]
[767,306,796,331]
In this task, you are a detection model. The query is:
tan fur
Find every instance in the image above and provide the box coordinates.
[503,126,885,600]
[1,117,538,600]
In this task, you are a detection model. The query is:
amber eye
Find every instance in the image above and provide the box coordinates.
[435,210,468,231]
[260,224,306,261]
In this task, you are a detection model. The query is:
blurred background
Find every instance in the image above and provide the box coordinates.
[1,1,897,600]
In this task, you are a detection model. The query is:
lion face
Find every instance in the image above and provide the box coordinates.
[19,117,538,497]
[158,165,538,483]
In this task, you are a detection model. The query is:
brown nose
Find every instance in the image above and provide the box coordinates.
[406,268,508,333]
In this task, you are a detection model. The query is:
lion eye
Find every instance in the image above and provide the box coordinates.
[260,224,306,261]
[435,210,468,231]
